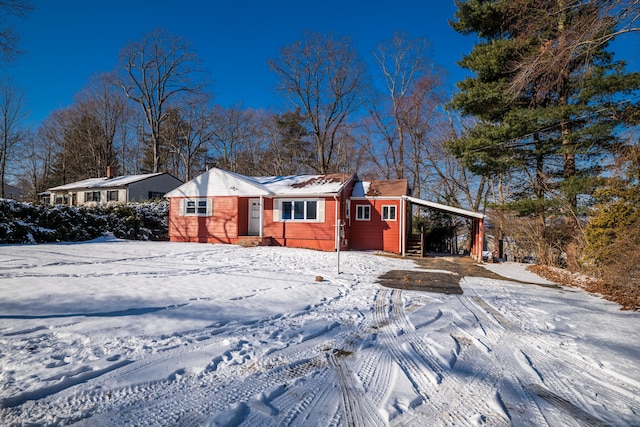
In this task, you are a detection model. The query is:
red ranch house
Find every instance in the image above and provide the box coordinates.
[165,168,485,261]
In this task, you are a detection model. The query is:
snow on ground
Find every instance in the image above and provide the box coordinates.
[0,238,638,426]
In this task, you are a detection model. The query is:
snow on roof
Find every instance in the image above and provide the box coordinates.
[164,168,272,198]
[254,173,353,195]
[48,173,165,191]
[351,180,409,197]
[165,168,354,198]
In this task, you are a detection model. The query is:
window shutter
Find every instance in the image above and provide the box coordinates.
[273,199,280,221]
[206,199,213,216]
[317,199,325,223]
[180,199,186,216]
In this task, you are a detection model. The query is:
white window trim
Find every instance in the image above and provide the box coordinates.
[84,191,101,202]
[107,190,119,202]
[274,199,325,223]
[355,204,371,221]
[182,198,212,216]
[382,205,397,221]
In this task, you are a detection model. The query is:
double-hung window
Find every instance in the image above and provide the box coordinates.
[183,198,212,216]
[107,190,119,202]
[84,191,101,202]
[382,205,397,221]
[277,199,322,222]
[355,204,371,221]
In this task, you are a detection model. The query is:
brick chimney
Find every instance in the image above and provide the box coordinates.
[106,166,113,179]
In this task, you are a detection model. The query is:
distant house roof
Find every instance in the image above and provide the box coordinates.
[351,180,409,197]
[165,168,355,198]
[47,173,168,192]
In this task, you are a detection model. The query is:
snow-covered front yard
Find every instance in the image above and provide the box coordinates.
[0,238,638,426]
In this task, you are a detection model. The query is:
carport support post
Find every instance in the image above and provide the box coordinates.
[472,218,485,262]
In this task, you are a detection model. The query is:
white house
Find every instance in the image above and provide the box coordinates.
[46,169,182,207]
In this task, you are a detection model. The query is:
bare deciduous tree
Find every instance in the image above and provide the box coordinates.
[369,33,435,180]
[0,80,27,197]
[162,94,212,181]
[505,0,640,96]
[209,104,261,174]
[76,72,132,177]
[269,31,367,173]
[0,0,32,63]
[119,28,204,173]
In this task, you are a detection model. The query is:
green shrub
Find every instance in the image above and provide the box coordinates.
[0,199,168,244]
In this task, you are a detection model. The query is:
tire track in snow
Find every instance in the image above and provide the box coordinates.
[449,292,553,426]
[0,291,346,425]
[73,353,331,426]
[355,345,395,407]
[10,277,378,426]
[262,368,336,426]
[372,289,437,403]
[328,351,387,427]
[469,290,640,425]
[455,289,638,426]
[383,289,512,427]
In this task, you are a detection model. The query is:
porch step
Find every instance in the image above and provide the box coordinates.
[405,238,422,257]
[236,236,272,248]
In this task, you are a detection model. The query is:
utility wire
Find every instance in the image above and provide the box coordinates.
[461,94,640,154]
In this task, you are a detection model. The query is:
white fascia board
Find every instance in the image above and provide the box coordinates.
[404,196,485,219]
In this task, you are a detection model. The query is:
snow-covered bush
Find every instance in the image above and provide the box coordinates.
[0,199,168,244]
[102,201,169,241]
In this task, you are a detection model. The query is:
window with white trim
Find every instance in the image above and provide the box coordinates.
[355,204,371,221]
[182,198,212,216]
[275,199,324,222]
[382,205,397,221]
[282,200,316,220]
[84,191,100,202]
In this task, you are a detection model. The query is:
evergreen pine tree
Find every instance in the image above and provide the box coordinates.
[448,0,640,265]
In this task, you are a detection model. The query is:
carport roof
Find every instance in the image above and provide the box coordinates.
[404,196,485,219]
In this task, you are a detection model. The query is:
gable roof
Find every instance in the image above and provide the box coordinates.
[165,168,355,198]
[165,168,272,197]
[351,180,409,197]
[48,173,168,192]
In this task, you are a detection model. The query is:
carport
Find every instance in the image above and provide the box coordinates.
[402,196,485,262]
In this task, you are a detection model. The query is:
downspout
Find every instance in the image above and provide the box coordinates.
[401,196,406,256]
[334,193,342,275]
[333,194,340,251]
[479,217,485,263]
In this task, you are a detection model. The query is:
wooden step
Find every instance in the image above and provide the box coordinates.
[236,236,272,247]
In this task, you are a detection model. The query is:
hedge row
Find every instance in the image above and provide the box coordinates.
[0,199,169,244]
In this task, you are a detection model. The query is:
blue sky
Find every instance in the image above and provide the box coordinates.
[4,1,640,126]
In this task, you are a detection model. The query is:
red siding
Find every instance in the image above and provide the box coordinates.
[348,199,402,253]
[169,196,341,251]
[265,197,339,251]
[168,196,239,243]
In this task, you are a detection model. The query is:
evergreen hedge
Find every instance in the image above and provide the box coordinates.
[0,199,169,244]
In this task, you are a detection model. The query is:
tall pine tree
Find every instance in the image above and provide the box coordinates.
[448,0,640,266]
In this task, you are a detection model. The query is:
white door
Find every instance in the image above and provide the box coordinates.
[248,198,261,236]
